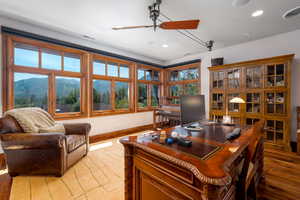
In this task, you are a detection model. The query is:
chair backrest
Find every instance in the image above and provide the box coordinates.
[248,120,265,162]
[0,115,24,134]
[236,120,265,200]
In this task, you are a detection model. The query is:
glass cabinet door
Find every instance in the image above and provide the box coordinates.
[245,118,260,126]
[265,91,286,114]
[246,93,261,113]
[228,93,240,112]
[265,120,285,144]
[246,66,262,88]
[232,117,241,125]
[212,71,225,89]
[212,93,224,111]
[227,69,240,89]
[211,115,223,122]
[266,64,285,87]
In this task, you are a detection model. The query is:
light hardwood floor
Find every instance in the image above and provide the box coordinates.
[1,133,300,200]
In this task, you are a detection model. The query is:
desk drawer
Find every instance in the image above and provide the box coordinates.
[135,148,195,185]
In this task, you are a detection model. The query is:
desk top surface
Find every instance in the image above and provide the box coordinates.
[120,123,255,186]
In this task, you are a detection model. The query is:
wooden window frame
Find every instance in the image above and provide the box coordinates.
[90,54,135,116]
[3,35,88,120]
[2,34,202,119]
[136,64,162,112]
[165,63,201,105]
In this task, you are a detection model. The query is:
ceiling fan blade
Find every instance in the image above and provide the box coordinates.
[112,25,154,30]
[159,20,200,30]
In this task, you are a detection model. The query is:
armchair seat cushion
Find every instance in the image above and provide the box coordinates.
[66,135,86,153]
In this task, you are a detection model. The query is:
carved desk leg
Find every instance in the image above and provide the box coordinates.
[124,145,134,200]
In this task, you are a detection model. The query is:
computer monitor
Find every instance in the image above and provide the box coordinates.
[180,95,206,125]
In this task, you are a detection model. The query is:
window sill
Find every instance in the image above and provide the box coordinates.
[91,110,133,117]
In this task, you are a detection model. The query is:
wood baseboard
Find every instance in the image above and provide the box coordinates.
[89,124,153,144]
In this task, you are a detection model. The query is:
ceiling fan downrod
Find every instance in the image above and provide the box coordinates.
[149,0,162,31]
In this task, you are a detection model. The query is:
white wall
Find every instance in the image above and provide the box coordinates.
[60,112,153,136]
[166,29,300,142]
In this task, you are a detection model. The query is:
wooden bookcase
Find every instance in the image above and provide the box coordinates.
[209,54,294,151]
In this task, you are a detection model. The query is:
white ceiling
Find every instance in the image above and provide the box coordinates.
[0,0,299,62]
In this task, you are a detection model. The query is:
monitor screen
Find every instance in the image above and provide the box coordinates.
[180,95,205,125]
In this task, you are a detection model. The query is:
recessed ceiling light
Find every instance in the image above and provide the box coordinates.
[283,6,300,19]
[82,35,95,40]
[162,44,168,48]
[232,0,250,7]
[252,10,264,17]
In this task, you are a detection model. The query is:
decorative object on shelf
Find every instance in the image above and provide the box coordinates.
[211,57,224,66]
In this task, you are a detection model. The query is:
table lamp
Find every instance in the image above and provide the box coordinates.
[223,97,245,124]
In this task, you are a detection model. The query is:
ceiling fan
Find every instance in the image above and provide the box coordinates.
[112,0,200,31]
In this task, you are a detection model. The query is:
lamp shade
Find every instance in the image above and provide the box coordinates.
[229,97,245,103]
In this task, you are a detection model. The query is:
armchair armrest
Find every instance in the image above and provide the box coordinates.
[63,123,91,136]
[0,132,66,150]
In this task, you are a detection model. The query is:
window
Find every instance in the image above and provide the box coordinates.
[115,82,129,109]
[64,53,81,72]
[42,49,62,70]
[120,65,129,78]
[138,83,148,108]
[93,80,112,111]
[151,85,159,107]
[137,65,161,110]
[170,67,199,81]
[93,60,106,75]
[14,73,48,110]
[56,77,81,113]
[167,63,200,105]
[7,36,86,119]
[107,62,118,77]
[14,43,39,67]
[91,55,132,115]
[5,35,201,119]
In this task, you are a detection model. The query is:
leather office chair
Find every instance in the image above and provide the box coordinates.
[0,115,91,177]
[236,120,265,200]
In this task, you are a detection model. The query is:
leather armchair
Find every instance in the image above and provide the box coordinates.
[0,115,91,177]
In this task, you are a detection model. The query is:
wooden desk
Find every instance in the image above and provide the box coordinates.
[120,124,263,200]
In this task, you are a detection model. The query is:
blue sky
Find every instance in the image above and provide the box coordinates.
[15,47,129,80]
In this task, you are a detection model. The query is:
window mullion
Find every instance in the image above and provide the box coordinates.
[49,72,55,116]
[61,52,64,71]
[148,84,151,108]
[112,80,116,111]
[38,48,42,68]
